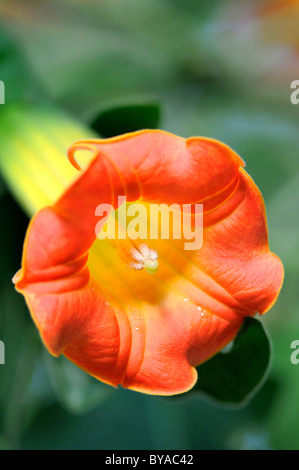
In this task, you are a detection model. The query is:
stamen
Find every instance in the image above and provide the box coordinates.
[128,243,159,274]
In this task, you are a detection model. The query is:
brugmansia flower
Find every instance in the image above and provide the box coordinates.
[13,130,283,395]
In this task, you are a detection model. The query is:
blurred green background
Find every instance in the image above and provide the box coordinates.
[0,0,299,450]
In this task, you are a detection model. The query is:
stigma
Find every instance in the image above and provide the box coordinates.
[129,243,159,274]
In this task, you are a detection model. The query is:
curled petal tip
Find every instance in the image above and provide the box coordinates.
[67,140,98,171]
[12,269,22,285]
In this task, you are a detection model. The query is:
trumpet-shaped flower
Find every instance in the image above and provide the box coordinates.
[13,130,283,395]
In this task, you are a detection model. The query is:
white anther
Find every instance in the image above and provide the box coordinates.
[129,244,159,274]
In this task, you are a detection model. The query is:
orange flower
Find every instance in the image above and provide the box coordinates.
[13,130,283,395]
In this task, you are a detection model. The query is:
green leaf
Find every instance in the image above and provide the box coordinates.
[192,317,271,405]
[90,103,161,138]
[0,103,98,216]
[44,353,114,415]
